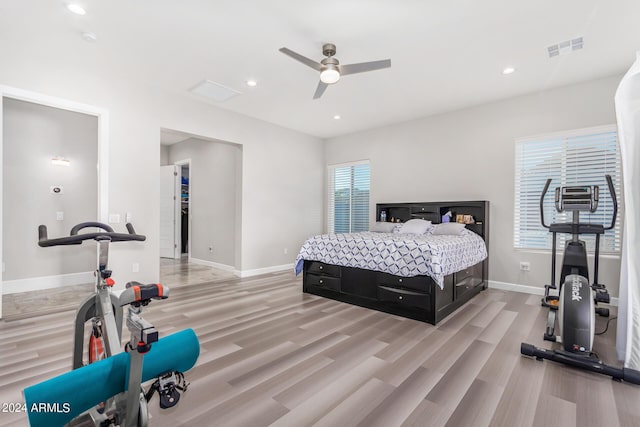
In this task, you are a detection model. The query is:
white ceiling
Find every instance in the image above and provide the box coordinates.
[3,1,640,139]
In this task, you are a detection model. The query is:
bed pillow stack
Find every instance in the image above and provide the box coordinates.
[370,222,398,233]
[432,222,466,235]
[397,219,433,234]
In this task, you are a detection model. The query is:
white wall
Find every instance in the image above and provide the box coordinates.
[325,75,624,296]
[0,55,324,288]
[2,98,97,280]
[160,145,170,166]
[168,138,241,268]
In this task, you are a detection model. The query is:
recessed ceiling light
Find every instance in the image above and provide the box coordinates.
[502,67,516,75]
[66,4,86,15]
[333,115,341,120]
[246,80,257,87]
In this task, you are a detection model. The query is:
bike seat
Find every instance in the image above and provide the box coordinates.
[119,282,169,307]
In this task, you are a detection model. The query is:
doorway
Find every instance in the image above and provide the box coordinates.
[0,85,108,320]
[159,128,242,281]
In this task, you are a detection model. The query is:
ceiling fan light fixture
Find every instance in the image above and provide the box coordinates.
[320,66,340,84]
[66,4,86,15]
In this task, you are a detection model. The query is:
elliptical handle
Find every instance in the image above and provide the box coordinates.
[591,185,599,212]
[604,174,618,230]
[540,178,552,229]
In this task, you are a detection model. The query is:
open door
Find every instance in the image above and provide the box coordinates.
[160,165,180,259]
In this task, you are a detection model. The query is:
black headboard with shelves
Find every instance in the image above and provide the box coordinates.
[376,200,489,241]
[377,200,490,288]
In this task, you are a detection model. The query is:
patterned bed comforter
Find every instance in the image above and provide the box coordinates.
[294,229,488,289]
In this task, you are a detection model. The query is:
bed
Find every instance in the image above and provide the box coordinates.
[295,201,489,324]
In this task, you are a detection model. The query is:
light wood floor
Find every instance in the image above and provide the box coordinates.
[1,268,639,427]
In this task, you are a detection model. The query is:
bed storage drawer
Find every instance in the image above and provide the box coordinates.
[454,262,483,298]
[377,273,429,292]
[377,285,430,310]
[305,274,341,292]
[306,261,341,278]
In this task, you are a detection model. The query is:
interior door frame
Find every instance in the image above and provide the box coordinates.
[174,158,192,261]
[0,85,109,319]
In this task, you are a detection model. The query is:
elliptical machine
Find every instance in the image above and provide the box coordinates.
[521,175,640,384]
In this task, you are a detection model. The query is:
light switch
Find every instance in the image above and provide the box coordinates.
[56,212,64,221]
[125,212,132,223]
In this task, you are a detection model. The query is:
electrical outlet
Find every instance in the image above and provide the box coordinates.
[520,261,531,272]
[208,246,213,253]
[132,263,139,273]
[283,248,288,255]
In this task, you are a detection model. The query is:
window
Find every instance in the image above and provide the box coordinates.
[514,125,622,252]
[328,161,370,233]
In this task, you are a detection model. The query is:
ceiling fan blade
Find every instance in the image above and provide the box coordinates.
[340,59,391,76]
[279,47,322,71]
[313,81,328,99]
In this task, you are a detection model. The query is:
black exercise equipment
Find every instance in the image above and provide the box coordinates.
[521,175,640,384]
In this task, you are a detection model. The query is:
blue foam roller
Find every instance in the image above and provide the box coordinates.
[23,328,200,427]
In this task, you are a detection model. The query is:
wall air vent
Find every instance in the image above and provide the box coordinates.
[189,79,241,102]
[547,37,583,58]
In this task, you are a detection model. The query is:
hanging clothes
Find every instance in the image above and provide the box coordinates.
[614,51,640,370]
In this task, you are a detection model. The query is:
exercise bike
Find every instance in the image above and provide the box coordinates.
[521,175,640,384]
[24,222,200,427]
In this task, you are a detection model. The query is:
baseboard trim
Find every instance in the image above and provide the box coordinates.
[2,271,94,295]
[488,280,619,306]
[189,259,293,278]
[237,264,293,278]
[189,258,236,273]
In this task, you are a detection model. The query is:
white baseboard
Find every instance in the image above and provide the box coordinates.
[189,258,236,273]
[237,263,293,278]
[189,259,293,278]
[488,280,619,306]
[2,271,94,295]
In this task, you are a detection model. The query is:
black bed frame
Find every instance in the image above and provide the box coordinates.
[302,201,489,324]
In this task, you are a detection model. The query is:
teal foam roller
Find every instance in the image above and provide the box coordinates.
[23,328,200,427]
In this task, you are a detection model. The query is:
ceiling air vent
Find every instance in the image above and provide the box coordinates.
[547,37,583,58]
[189,80,241,102]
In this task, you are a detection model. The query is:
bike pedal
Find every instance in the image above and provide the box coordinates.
[159,388,181,409]
[596,307,610,317]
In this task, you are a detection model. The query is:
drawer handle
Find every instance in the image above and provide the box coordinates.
[319,279,324,284]
[398,296,403,300]
[398,278,403,283]
[319,265,323,270]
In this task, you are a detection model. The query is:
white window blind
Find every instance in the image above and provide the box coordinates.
[514,125,622,252]
[328,161,370,233]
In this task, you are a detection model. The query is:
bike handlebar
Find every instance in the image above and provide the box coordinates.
[38,222,146,247]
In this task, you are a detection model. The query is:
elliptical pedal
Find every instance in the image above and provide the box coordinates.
[542,295,559,310]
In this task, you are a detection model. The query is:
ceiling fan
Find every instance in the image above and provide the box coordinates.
[279,43,391,99]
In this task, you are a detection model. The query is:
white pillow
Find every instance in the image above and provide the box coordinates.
[397,219,433,234]
[370,222,397,233]
[432,222,466,235]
